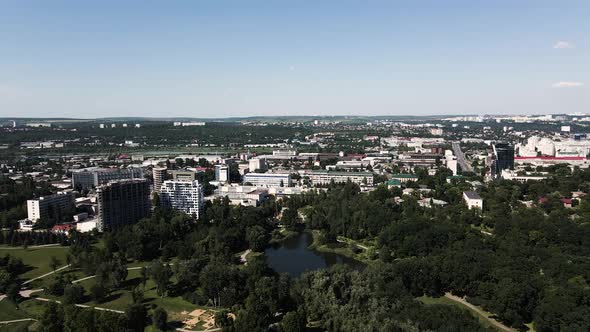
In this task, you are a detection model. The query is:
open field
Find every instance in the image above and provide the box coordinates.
[0,246,70,281]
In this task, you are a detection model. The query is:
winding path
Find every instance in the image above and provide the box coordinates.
[444,293,515,332]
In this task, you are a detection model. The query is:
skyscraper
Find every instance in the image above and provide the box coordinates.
[492,143,515,177]
[96,179,151,231]
[160,180,203,219]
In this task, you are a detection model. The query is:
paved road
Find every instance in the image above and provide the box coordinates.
[0,318,37,324]
[444,293,515,332]
[0,244,66,250]
[239,249,251,265]
[23,264,71,285]
[72,266,144,284]
[452,142,474,173]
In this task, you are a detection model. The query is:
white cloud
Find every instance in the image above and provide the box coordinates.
[552,81,584,88]
[553,41,575,49]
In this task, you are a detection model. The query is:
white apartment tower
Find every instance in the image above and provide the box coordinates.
[160,180,203,219]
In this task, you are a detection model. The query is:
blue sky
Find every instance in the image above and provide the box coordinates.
[0,0,588,118]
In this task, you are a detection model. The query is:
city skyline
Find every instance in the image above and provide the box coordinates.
[1,0,588,118]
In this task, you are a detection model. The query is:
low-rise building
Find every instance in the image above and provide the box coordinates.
[302,170,374,186]
[463,191,483,210]
[243,172,291,187]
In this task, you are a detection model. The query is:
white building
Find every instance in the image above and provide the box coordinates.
[243,172,291,187]
[302,170,374,186]
[160,180,203,219]
[27,192,75,222]
[215,164,229,182]
[445,155,458,175]
[213,185,268,206]
[463,191,483,210]
[430,128,443,136]
[248,158,267,172]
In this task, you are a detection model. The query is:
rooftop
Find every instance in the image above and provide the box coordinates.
[463,191,482,200]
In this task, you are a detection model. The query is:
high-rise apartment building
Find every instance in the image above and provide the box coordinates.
[153,167,168,191]
[72,167,144,190]
[96,179,151,231]
[160,180,203,219]
[27,192,75,222]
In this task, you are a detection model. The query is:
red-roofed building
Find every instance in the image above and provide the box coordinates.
[51,223,76,234]
[560,198,573,208]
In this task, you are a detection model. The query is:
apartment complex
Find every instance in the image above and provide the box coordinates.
[243,172,291,187]
[303,170,374,186]
[160,180,203,219]
[27,192,75,222]
[153,167,168,191]
[96,179,151,231]
[72,167,144,190]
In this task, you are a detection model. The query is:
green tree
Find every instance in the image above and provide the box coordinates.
[152,307,168,331]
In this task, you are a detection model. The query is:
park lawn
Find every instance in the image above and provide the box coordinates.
[0,246,70,281]
[0,321,32,332]
[0,298,47,321]
[417,295,496,331]
[76,268,209,314]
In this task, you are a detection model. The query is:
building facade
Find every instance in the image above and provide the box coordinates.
[243,172,291,187]
[96,179,151,231]
[492,143,515,177]
[215,164,229,182]
[303,170,374,186]
[463,191,483,210]
[160,180,203,218]
[152,167,168,192]
[27,192,75,222]
[72,167,144,190]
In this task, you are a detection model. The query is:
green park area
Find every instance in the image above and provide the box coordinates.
[0,245,70,281]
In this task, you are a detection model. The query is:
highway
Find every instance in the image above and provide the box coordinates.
[451,142,474,173]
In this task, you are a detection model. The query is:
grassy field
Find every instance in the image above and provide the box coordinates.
[0,297,47,318]
[0,246,70,281]
[308,230,376,264]
[418,295,498,331]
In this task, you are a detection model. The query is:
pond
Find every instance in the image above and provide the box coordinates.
[265,231,365,277]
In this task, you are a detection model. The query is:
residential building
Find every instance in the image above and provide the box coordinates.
[243,172,291,187]
[463,191,483,210]
[302,170,374,186]
[72,167,144,190]
[153,167,167,191]
[391,174,419,183]
[248,158,268,172]
[96,179,151,231]
[215,164,229,182]
[169,170,197,182]
[27,192,75,222]
[160,180,203,219]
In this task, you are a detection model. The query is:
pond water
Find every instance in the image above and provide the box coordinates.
[265,231,364,277]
